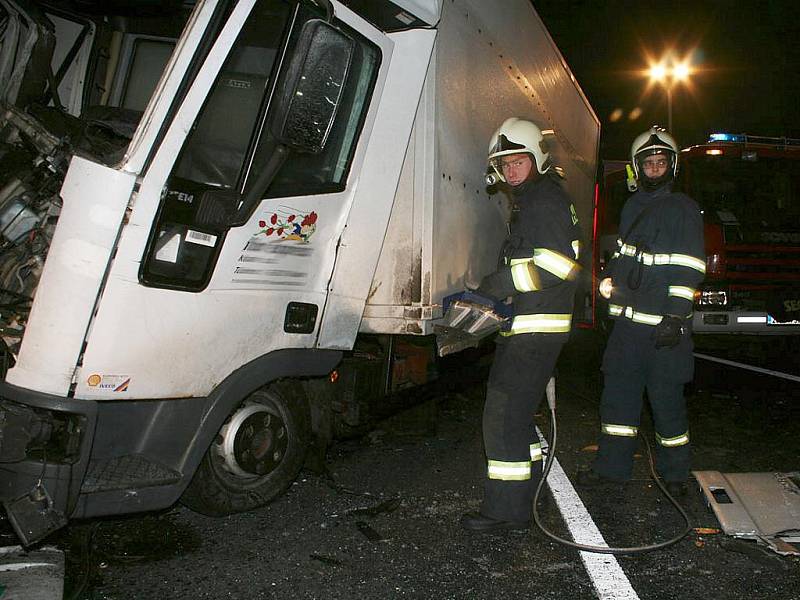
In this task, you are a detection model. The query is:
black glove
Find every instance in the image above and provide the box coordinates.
[653,315,685,349]
[473,273,502,303]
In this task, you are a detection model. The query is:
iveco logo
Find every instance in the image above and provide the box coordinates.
[761,231,800,243]
[222,78,251,89]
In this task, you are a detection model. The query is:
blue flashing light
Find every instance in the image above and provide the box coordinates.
[708,133,746,143]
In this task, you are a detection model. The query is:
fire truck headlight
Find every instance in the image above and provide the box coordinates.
[696,289,728,306]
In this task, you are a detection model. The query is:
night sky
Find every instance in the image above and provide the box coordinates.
[534,0,800,159]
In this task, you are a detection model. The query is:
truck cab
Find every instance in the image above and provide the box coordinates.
[0,0,599,545]
[678,133,800,334]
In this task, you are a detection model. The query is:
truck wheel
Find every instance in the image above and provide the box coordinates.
[181,383,310,516]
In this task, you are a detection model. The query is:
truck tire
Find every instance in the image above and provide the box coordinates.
[180,382,310,516]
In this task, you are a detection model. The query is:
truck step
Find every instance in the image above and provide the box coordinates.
[82,454,180,493]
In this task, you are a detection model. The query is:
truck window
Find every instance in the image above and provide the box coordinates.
[170,0,297,189]
[118,38,176,112]
[679,156,800,230]
[253,23,379,197]
[171,2,379,196]
[141,0,381,291]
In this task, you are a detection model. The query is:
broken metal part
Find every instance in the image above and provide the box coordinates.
[345,497,401,517]
[309,553,343,566]
[354,520,383,542]
[694,470,800,556]
[3,481,68,546]
[0,0,57,110]
[0,401,52,462]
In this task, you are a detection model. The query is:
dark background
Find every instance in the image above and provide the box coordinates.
[534,0,800,159]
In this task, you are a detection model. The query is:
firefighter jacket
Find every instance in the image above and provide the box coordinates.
[604,183,705,326]
[478,174,582,337]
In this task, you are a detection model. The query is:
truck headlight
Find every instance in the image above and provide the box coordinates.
[696,289,728,306]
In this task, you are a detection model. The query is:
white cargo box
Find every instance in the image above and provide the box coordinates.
[361,0,599,335]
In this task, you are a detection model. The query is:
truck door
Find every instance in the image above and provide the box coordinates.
[72,0,392,399]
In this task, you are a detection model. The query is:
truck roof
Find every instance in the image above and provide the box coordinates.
[682,133,800,159]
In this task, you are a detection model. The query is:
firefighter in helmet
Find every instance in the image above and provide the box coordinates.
[461,117,582,532]
[579,126,705,496]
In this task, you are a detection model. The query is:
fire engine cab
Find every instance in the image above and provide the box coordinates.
[679,133,800,334]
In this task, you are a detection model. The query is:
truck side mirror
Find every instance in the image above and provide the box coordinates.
[271,19,355,153]
[227,20,355,228]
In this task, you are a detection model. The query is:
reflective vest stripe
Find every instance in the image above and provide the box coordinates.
[511,261,539,292]
[608,303,663,325]
[534,248,578,280]
[668,253,706,273]
[615,240,705,273]
[657,432,690,447]
[504,313,572,335]
[602,423,638,437]
[668,285,696,301]
[488,460,531,481]
[629,309,662,325]
[511,249,578,282]
[530,443,543,462]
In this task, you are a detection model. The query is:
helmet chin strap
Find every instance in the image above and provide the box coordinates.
[640,173,673,192]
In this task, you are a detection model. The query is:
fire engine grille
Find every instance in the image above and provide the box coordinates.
[724,245,800,281]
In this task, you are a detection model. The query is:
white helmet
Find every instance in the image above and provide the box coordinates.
[488,117,552,182]
[630,125,679,181]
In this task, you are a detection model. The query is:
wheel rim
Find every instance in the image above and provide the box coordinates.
[214,399,289,479]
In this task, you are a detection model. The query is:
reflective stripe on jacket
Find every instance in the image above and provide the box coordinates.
[478,175,583,337]
[603,185,705,325]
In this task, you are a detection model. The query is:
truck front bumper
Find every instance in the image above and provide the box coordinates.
[0,382,97,544]
[693,311,800,335]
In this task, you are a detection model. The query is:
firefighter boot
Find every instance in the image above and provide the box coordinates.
[460,511,529,533]
[575,468,626,489]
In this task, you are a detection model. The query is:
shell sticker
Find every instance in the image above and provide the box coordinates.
[256,207,318,243]
[87,374,131,392]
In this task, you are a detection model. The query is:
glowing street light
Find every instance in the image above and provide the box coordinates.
[645,54,693,133]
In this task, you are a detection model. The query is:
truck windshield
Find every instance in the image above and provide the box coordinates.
[680,155,800,230]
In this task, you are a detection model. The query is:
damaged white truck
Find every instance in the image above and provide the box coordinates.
[0,0,599,544]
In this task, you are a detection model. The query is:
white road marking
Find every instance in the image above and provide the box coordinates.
[0,562,56,572]
[694,352,800,383]
[537,429,640,600]
[0,545,64,600]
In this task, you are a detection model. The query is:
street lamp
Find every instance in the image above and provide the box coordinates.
[646,55,692,133]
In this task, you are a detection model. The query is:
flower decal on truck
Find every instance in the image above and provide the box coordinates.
[257,208,318,243]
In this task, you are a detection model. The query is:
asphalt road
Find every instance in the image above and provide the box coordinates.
[11,330,800,599]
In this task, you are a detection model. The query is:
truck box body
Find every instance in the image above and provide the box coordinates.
[363,1,599,335]
[0,0,598,542]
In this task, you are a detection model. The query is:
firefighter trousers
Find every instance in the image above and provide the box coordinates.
[480,333,564,523]
[593,320,693,482]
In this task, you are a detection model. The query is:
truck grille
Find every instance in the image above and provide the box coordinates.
[724,245,800,281]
